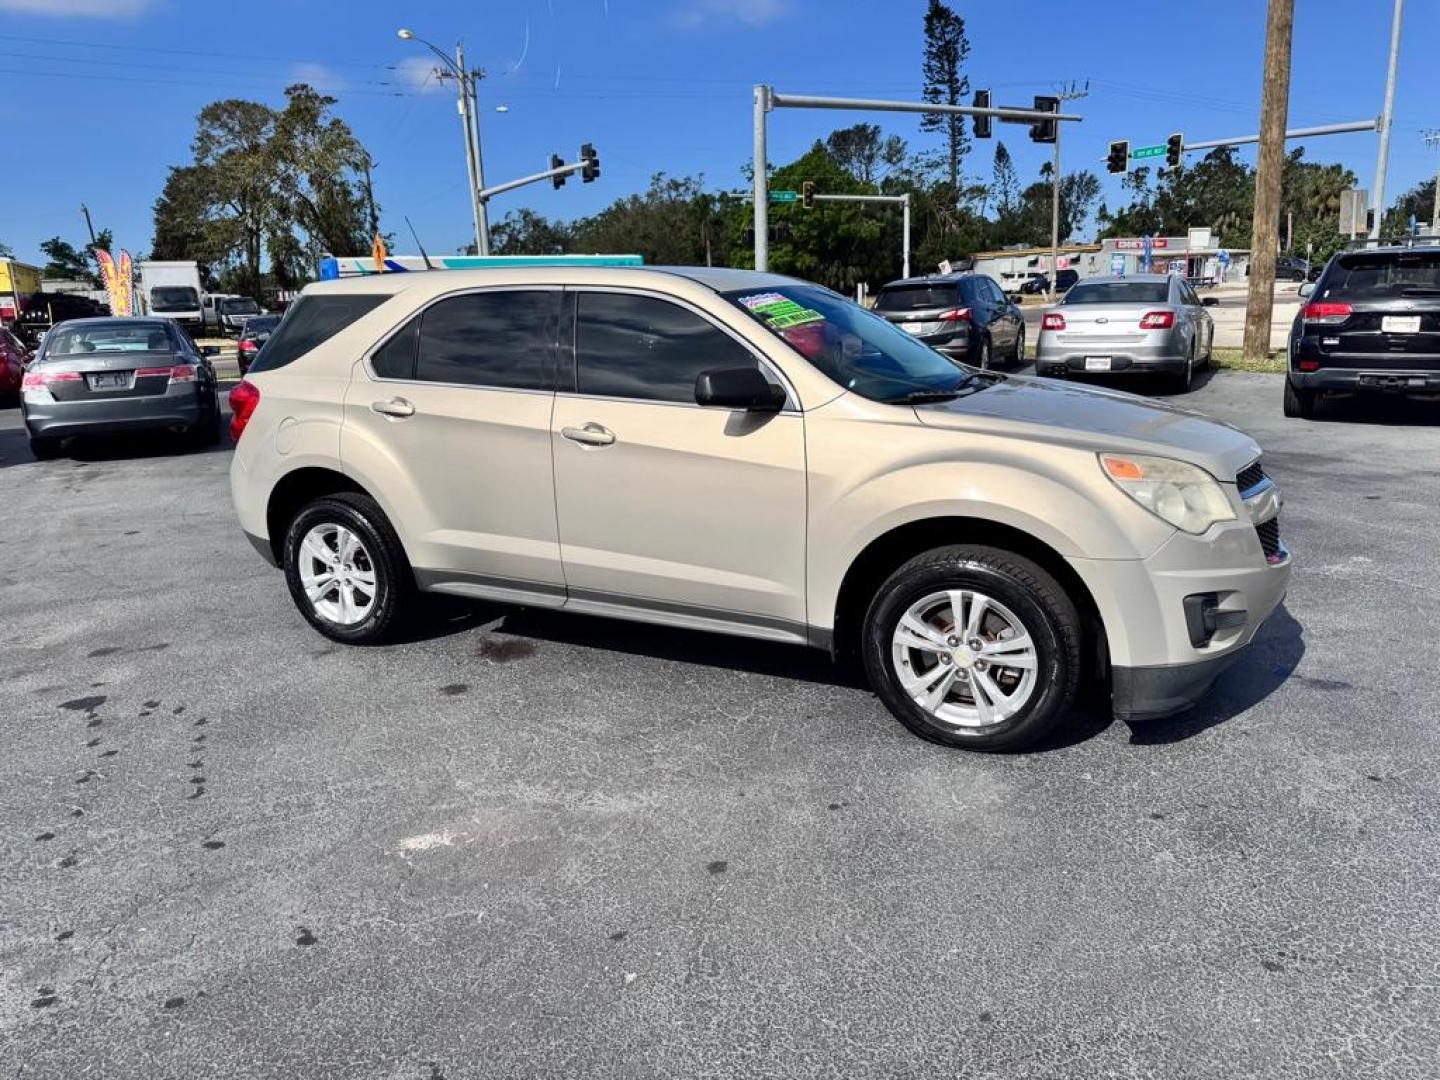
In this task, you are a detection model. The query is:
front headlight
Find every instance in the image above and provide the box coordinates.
[1099,453,1235,535]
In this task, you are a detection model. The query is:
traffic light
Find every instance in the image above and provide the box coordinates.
[550,154,566,189]
[972,89,992,139]
[580,143,599,183]
[1166,132,1184,169]
[802,180,815,209]
[1106,140,1129,175]
[1029,95,1058,144]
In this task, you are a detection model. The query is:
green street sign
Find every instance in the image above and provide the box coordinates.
[770,190,798,203]
[1131,145,1166,160]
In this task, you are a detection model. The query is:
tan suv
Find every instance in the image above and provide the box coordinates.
[229,266,1290,751]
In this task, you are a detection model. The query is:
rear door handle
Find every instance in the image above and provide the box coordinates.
[561,422,616,447]
[371,397,415,418]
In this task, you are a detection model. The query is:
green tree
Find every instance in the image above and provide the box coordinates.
[491,209,574,255]
[0,239,12,258]
[990,142,1019,217]
[572,174,723,266]
[825,123,907,188]
[920,0,971,194]
[1380,176,1435,238]
[39,229,114,286]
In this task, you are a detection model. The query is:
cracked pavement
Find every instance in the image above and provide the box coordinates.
[1,373,1438,1078]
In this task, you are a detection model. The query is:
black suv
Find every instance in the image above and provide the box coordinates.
[872,273,1026,368]
[1286,245,1440,418]
[1018,269,1079,295]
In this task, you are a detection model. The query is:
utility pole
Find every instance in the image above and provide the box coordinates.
[1050,82,1088,301]
[398,29,490,255]
[1423,129,1439,234]
[1370,0,1404,240]
[1243,0,1295,364]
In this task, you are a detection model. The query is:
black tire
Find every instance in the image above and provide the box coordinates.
[1172,343,1195,393]
[1011,325,1026,367]
[1283,377,1315,419]
[860,544,1083,752]
[282,493,415,645]
[29,435,62,460]
[191,400,222,447]
[975,334,992,370]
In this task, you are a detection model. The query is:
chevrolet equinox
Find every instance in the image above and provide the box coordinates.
[229,267,1290,751]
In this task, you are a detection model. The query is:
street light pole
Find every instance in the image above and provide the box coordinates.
[1370,0,1403,240]
[1424,130,1440,234]
[398,28,490,255]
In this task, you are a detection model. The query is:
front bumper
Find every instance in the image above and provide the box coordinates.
[1036,334,1188,375]
[22,384,205,438]
[1068,518,1292,720]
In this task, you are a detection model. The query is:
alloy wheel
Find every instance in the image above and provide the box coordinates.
[298,523,377,625]
[890,588,1038,728]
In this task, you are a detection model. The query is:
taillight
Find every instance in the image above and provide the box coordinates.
[1140,311,1176,329]
[1303,301,1352,324]
[238,339,258,353]
[228,379,260,442]
[1297,359,1320,371]
[21,369,81,391]
[1041,312,1066,331]
[135,365,198,383]
[936,307,971,322]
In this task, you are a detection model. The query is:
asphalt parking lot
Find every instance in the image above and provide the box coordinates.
[3,373,1439,1079]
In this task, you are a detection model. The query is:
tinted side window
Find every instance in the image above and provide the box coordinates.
[576,292,756,404]
[414,291,554,390]
[372,317,419,379]
[249,294,387,373]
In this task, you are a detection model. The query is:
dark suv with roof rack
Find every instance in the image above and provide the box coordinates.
[1286,244,1440,418]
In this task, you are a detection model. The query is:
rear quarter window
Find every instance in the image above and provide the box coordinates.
[248,294,387,373]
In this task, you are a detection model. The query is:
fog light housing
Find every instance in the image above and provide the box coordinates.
[1183,593,1248,648]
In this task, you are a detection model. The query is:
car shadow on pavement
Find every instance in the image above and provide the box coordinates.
[0,428,234,468]
[483,605,866,689]
[1311,394,1440,427]
[1126,602,1304,745]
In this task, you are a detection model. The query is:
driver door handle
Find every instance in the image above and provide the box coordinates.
[561,422,616,447]
[371,397,415,418]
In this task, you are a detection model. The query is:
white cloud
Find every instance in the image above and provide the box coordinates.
[674,0,788,29]
[393,54,445,94]
[0,0,155,15]
[290,62,345,95]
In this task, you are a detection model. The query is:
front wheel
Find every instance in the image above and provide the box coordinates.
[283,493,415,645]
[1283,377,1315,419]
[861,545,1083,752]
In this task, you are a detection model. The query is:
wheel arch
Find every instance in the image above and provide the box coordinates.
[830,516,1107,674]
[264,466,370,565]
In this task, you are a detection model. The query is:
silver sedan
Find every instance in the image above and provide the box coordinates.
[1035,274,1217,392]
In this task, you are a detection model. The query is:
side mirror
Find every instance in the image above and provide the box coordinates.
[694,366,785,412]
[1201,296,1219,307]
[202,345,221,357]
[1298,282,1315,298]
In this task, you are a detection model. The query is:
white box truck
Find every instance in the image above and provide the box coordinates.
[138,261,204,335]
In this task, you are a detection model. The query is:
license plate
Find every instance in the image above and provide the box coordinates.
[1084,356,1113,371]
[88,372,129,390]
[1382,315,1421,334]
[901,322,924,334]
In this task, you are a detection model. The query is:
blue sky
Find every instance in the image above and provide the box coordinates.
[2,0,1437,266]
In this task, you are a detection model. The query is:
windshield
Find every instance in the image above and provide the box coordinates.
[43,322,172,357]
[149,286,199,312]
[1064,281,1169,305]
[222,298,261,315]
[725,285,973,403]
[873,284,958,313]
[1319,252,1440,298]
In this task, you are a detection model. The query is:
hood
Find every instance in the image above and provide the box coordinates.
[913,375,1260,482]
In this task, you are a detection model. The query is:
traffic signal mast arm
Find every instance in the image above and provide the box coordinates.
[479,146,600,203]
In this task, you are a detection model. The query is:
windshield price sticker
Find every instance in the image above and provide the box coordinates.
[738,293,824,329]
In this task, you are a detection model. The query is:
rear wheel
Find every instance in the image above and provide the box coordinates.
[1172,343,1195,393]
[1011,326,1026,367]
[28,435,62,461]
[1283,377,1315,419]
[191,399,222,447]
[282,493,415,645]
[861,545,1082,752]
[976,334,992,370]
